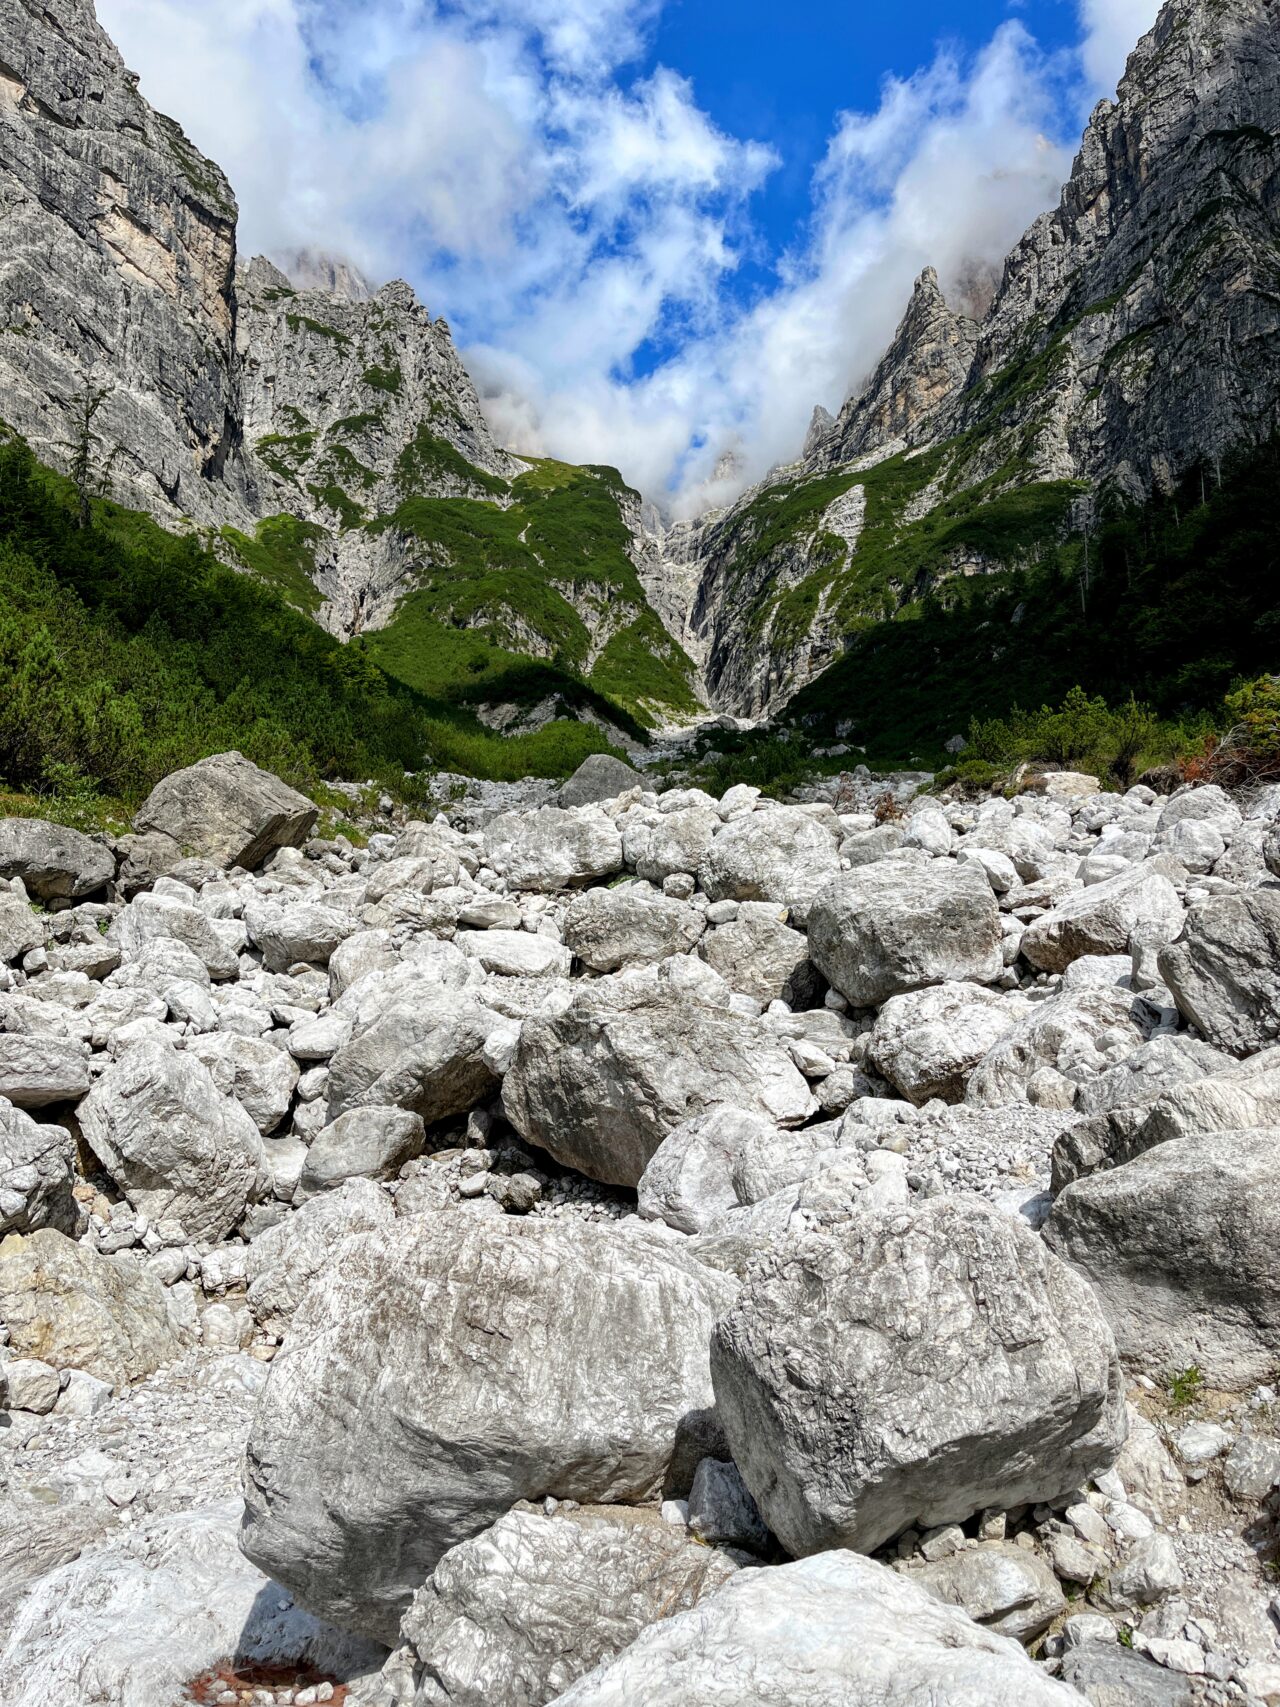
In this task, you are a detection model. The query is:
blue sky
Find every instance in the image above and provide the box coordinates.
[96,0,1160,510]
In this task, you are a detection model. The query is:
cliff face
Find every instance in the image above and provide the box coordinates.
[0,0,700,726]
[0,0,247,523]
[671,0,1280,717]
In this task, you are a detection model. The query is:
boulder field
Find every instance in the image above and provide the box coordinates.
[2,751,1280,1705]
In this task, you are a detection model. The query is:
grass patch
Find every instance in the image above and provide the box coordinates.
[220,515,327,615]
[362,362,403,396]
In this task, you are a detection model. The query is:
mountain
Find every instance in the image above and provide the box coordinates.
[0,0,701,735]
[0,0,1277,766]
[664,0,1280,721]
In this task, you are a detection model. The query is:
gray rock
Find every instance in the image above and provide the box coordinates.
[0,1228,186,1387]
[699,902,818,1006]
[79,1040,266,1244]
[711,1196,1126,1557]
[0,819,114,902]
[133,752,318,871]
[687,1457,769,1553]
[868,983,1024,1105]
[0,1097,78,1235]
[1059,1640,1196,1707]
[246,900,357,972]
[1224,1434,1280,1501]
[0,894,44,965]
[1158,891,1280,1056]
[503,989,815,1188]
[0,1034,90,1108]
[1021,868,1184,974]
[1096,1533,1183,1613]
[0,1501,379,1707]
[808,862,1002,1008]
[1045,1127,1280,1389]
[240,1215,737,1639]
[557,753,645,808]
[483,808,623,893]
[548,1550,1083,1706]
[185,1030,299,1135]
[698,807,841,923]
[246,1176,394,1336]
[628,807,720,885]
[562,887,704,972]
[117,891,240,981]
[388,1503,736,1707]
[296,1107,426,1200]
[1073,1035,1233,1118]
[327,986,501,1125]
[457,929,572,979]
[637,1106,781,1234]
[905,1541,1066,1643]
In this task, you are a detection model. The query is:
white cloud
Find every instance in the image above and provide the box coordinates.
[1079,0,1162,96]
[94,0,1165,516]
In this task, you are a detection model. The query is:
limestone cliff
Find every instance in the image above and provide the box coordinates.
[0,0,247,524]
[0,0,700,727]
[670,0,1280,717]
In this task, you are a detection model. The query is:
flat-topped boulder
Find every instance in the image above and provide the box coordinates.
[132,751,317,871]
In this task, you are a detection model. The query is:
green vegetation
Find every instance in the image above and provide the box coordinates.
[941,688,1186,790]
[362,362,403,396]
[370,457,700,724]
[0,429,640,818]
[723,443,1082,653]
[1167,1365,1205,1410]
[395,423,509,499]
[285,312,350,348]
[786,435,1280,766]
[220,515,326,615]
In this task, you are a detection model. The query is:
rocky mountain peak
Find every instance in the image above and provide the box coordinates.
[815,266,980,468]
[277,246,374,303]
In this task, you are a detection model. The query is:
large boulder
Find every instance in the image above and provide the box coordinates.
[629,807,720,885]
[132,751,318,871]
[808,862,1002,1008]
[562,887,704,972]
[116,891,240,981]
[637,1106,782,1234]
[78,1040,266,1244]
[1045,1127,1280,1390]
[1020,867,1184,974]
[503,989,816,1188]
[245,899,357,973]
[483,808,623,893]
[0,1034,90,1108]
[0,1097,78,1235]
[0,893,43,964]
[240,1216,737,1639]
[711,1196,1126,1558]
[185,1031,299,1135]
[246,1177,394,1334]
[296,1107,426,1200]
[0,818,114,901]
[698,808,841,923]
[0,1229,185,1387]
[386,1503,736,1707]
[868,983,1025,1105]
[902,1542,1066,1643]
[1158,890,1280,1056]
[700,903,818,1006]
[1052,1050,1280,1190]
[548,1551,1083,1706]
[0,1501,379,1707]
[326,984,502,1125]
[557,752,645,808]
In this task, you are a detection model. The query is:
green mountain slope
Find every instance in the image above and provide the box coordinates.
[0,429,643,815]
